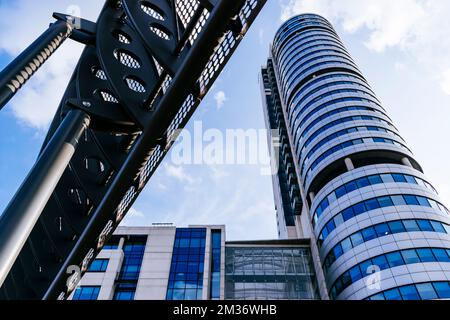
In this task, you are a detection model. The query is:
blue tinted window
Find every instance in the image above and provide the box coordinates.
[361,227,377,241]
[353,203,366,215]
[388,221,405,234]
[375,224,390,237]
[366,198,380,211]
[88,259,109,272]
[384,288,401,300]
[392,174,407,183]
[391,195,406,206]
[399,285,420,300]
[417,248,436,262]
[356,177,370,188]
[372,255,389,270]
[335,186,346,198]
[431,221,446,233]
[349,266,362,282]
[340,238,352,252]
[350,233,364,247]
[432,249,450,262]
[368,175,383,185]
[378,196,393,207]
[416,283,438,300]
[401,250,420,264]
[386,252,404,268]
[73,286,100,300]
[417,220,434,232]
[433,282,450,299]
[403,220,420,232]
[342,207,354,221]
[404,195,419,205]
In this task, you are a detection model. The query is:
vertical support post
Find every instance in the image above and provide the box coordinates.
[0,21,73,111]
[0,109,90,287]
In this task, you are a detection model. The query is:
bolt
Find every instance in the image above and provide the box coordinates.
[82,101,91,108]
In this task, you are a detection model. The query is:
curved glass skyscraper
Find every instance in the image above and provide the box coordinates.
[261,14,450,300]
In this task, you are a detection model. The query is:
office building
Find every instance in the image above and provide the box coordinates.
[70,225,319,300]
[261,13,450,300]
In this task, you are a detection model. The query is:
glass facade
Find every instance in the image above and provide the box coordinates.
[166,228,207,300]
[210,230,222,300]
[72,286,100,300]
[264,13,450,300]
[225,246,319,300]
[113,236,147,300]
[87,259,109,272]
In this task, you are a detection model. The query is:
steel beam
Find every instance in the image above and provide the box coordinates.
[0,21,73,110]
[0,109,90,286]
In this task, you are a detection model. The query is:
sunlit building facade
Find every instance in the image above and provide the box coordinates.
[70,225,319,300]
[261,14,450,300]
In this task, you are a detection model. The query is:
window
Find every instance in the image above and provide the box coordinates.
[167,228,207,300]
[403,220,420,232]
[73,286,100,300]
[113,283,136,300]
[401,250,420,264]
[404,195,419,206]
[361,227,377,241]
[416,283,438,300]
[372,255,389,270]
[375,224,390,237]
[383,288,401,300]
[433,282,450,299]
[386,252,404,268]
[417,249,435,262]
[431,221,446,233]
[399,285,420,300]
[417,220,433,232]
[432,249,450,262]
[350,233,364,247]
[88,259,109,272]
[388,221,405,234]
[210,230,222,300]
[392,174,407,183]
[378,196,393,208]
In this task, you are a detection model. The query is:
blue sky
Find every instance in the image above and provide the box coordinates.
[1,0,450,241]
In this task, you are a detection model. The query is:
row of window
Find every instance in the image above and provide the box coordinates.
[275,19,332,52]
[284,60,360,98]
[280,38,346,79]
[330,247,450,299]
[323,219,450,272]
[284,55,358,94]
[72,286,100,300]
[303,137,409,179]
[313,173,438,225]
[288,72,370,110]
[288,73,367,112]
[273,26,342,65]
[87,259,109,272]
[318,194,449,245]
[274,15,332,50]
[288,80,375,118]
[298,113,393,154]
[292,93,385,138]
[167,228,207,300]
[282,48,353,85]
[293,88,380,128]
[278,32,344,73]
[302,126,402,165]
[366,282,450,300]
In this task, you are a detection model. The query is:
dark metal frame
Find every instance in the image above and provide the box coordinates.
[0,0,266,300]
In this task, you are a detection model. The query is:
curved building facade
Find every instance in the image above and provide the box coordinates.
[261,14,450,300]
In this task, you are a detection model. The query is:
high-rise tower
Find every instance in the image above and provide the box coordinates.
[261,14,450,300]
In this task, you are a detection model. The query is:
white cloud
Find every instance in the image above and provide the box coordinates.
[128,207,145,218]
[164,164,195,184]
[280,0,450,95]
[0,1,103,129]
[214,91,227,110]
[440,69,450,95]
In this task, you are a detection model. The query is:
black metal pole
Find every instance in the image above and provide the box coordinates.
[43,0,246,300]
[0,20,73,111]
[0,109,90,287]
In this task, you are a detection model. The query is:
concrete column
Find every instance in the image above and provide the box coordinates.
[309,192,315,202]
[345,157,355,171]
[118,237,125,250]
[402,157,413,168]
